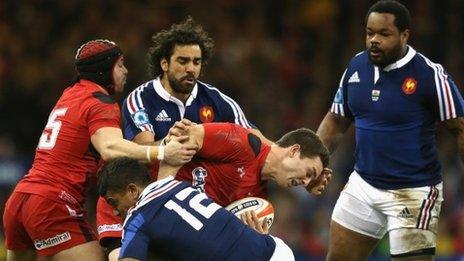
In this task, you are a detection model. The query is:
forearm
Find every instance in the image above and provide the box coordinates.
[100,139,156,163]
[91,127,159,163]
[442,117,464,164]
[316,112,352,154]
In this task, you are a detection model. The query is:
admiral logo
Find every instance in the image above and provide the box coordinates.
[402,77,417,95]
[97,224,123,234]
[199,106,214,123]
[192,167,208,192]
[228,200,260,214]
[34,232,71,250]
[155,110,171,122]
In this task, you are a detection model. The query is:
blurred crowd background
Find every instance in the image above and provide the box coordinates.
[1,0,464,260]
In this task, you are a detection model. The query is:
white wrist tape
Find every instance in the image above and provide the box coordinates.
[157,145,165,161]
[146,146,152,162]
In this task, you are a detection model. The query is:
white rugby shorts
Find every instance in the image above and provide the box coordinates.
[332,171,443,255]
[270,235,295,261]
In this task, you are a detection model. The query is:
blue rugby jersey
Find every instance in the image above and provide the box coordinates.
[119,177,275,261]
[122,78,254,141]
[330,46,464,189]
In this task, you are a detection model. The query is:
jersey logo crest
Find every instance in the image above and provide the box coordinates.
[371,90,380,101]
[192,167,208,192]
[132,110,150,127]
[402,77,417,95]
[348,71,360,83]
[199,106,214,123]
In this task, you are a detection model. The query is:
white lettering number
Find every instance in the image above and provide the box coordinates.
[38,108,68,149]
[164,187,221,230]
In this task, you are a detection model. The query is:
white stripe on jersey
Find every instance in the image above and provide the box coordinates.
[330,69,347,117]
[199,81,252,128]
[437,63,456,119]
[123,177,181,227]
[420,54,456,121]
[126,82,155,133]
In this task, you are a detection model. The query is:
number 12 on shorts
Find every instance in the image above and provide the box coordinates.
[164,187,221,230]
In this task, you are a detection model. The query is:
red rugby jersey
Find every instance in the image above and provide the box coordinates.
[155,122,271,206]
[15,80,120,205]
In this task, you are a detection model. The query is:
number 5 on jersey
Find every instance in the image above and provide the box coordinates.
[38,108,68,150]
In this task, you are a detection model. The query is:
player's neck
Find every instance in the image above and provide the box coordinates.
[260,146,285,181]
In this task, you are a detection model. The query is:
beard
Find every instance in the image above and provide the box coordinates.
[167,72,196,94]
[368,41,403,68]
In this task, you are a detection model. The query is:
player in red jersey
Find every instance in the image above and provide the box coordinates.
[2,40,197,261]
[98,121,332,259]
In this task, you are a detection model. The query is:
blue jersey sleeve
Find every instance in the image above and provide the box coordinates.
[119,213,149,260]
[419,55,464,121]
[122,89,155,140]
[330,69,354,119]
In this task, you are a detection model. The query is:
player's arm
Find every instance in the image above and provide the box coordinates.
[316,112,352,154]
[442,117,464,162]
[91,127,197,165]
[133,131,158,146]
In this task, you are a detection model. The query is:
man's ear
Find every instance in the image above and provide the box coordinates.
[127,183,139,199]
[289,144,301,157]
[160,58,169,72]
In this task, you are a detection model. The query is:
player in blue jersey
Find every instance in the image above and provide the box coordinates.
[122,16,269,145]
[97,17,270,259]
[317,1,464,260]
[98,157,295,261]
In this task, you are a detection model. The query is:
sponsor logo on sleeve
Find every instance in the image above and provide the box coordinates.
[97,224,123,234]
[132,110,150,127]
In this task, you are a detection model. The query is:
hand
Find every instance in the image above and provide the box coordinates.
[164,119,196,144]
[240,210,269,234]
[163,136,198,165]
[306,167,332,195]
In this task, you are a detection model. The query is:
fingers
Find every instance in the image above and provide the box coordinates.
[240,211,269,234]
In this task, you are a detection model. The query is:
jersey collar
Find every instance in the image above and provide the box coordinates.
[382,45,416,72]
[153,77,198,106]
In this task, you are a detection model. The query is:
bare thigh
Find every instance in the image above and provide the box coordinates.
[48,241,104,261]
[7,249,36,261]
[326,220,379,261]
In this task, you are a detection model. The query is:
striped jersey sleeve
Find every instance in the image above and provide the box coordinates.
[122,82,154,140]
[330,69,353,118]
[419,54,464,121]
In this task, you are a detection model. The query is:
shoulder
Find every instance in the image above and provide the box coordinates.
[91,91,116,104]
[347,50,369,69]
[197,81,236,102]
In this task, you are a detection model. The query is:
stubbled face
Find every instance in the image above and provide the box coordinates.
[366,12,408,68]
[112,56,128,93]
[162,44,202,94]
[274,148,324,188]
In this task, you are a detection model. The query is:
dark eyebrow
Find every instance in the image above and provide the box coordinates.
[307,167,316,178]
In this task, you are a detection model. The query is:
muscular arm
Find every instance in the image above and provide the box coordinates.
[133,131,157,145]
[442,117,464,163]
[91,127,197,164]
[316,112,352,154]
